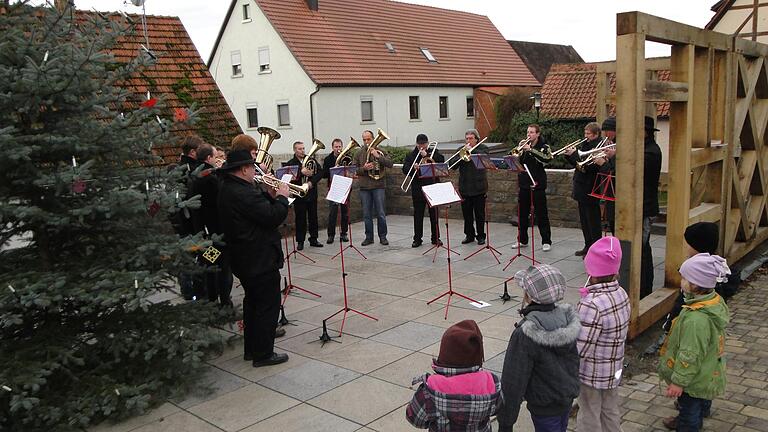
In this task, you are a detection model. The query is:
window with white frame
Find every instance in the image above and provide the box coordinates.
[419,47,437,63]
[258,47,270,72]
[246,106,258,129]
[277,103,290,126]
[439,96,449,119]
[361,97,373,122]
[231,51,242,76]
[242,4,250,21]
[466,96,474,118]
[409,96,420,120]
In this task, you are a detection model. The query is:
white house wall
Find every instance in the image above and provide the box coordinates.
[712,0,768,44]
[314,87,475,147]
[209,0,316,154]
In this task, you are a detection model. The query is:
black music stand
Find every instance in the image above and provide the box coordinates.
[323,173,377,337]
[503,162,539,272]
[418,163,460,261]
[423,182,479,320]
[328,166,366,261]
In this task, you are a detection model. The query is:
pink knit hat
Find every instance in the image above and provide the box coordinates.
[584,236,622,277]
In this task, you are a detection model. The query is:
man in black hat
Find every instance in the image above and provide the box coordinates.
[640,116,662,298]
[217,149,291,367]
[402,134,445,247]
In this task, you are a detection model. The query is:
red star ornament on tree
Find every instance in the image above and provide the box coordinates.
[173,107,189,122]
[140,98,157,108]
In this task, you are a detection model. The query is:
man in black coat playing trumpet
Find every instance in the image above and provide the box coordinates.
[402,134,445,248]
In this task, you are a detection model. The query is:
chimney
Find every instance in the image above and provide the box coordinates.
[304,0,318,11]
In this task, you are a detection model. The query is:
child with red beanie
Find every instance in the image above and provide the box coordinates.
[406,319,502,431]
[576,236,630,432]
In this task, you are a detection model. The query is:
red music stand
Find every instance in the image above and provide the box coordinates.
[423,183,479,319]
[418,163,460,261]
[503,162,539,272]
[281,230,321,306]
[323,171,377,337]
[589,172,615,201]
[285,208,316,264]
[464,198,502,264]
[328,166,367,261]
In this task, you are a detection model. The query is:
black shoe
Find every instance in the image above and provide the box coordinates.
[433,239,443,246]
[412,240,423,248]
[477,237,486,245]
[380,238,389,246]
[309,240,323,247]
[461,236,475,244]
[361,238,374,246]
[275,327,286,338]
[574,248,587,257]
[340,234,348,242]
[326,237,334,244]
[297,242,304,251]
[243,353,253,361]
[252,352,289,367]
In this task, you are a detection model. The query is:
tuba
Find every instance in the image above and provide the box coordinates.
[336,137,360,166]
[255,127,281,170]
[366,128,389,180]
[301,138,325,177]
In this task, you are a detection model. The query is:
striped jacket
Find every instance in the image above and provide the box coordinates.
[576,280,630,389]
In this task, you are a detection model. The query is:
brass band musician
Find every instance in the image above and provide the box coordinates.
[402,134,445,248]
[447,129,489,245]
[322,138,349,244]
[353,130,393,246]
[285,141,324,250]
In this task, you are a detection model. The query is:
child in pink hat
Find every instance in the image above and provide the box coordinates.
[576,236,631,432]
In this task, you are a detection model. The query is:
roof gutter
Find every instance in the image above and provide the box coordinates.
[309,85,320,141]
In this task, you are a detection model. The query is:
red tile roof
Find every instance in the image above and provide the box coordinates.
[541,63,670,120]
[81,11,241,163]
[212,0,538,87]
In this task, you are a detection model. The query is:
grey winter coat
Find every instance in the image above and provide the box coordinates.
[497,303,582,430]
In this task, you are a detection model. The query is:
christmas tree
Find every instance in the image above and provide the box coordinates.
[0,3,227,430]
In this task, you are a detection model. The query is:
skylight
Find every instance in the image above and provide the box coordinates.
[385,42,396,53]
[420,47,437,63]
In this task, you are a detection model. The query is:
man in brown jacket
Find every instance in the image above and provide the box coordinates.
[353,130,393,245]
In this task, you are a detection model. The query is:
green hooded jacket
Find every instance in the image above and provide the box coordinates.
[658,291,729,400]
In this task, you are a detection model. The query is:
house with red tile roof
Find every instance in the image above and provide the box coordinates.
[706,0,768,42]
[208,0,538,154]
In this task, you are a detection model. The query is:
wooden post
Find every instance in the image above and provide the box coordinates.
[615,31,646,331]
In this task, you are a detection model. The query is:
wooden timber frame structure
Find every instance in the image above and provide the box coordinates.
[596,12,768,338]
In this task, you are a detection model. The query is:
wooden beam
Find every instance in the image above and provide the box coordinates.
[728,225,768,262]
[629,287,680,339]
[719,51,737,257]
[615,32,646,327]
[689,202,722,223]
[596,72,609,124]
[617,12,731,51]
[645,80,689,102]
[691,146,728,167]
[596,57,671,74]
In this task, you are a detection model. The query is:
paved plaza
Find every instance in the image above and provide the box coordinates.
[91,215,767,432]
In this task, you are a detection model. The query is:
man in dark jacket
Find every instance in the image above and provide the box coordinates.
[189,143,232,306]
[217,149,291,367]
[641,116,662,298]
[284,141,324,250]
[402,133,446,248]
[565,123,606,256]
[322,138,348,244]
[448,129,489,245]
[498,264,581,431]
[513,124,554,251]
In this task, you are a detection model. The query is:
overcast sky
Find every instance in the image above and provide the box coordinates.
[43,0,716,63]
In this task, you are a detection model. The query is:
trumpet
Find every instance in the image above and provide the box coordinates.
[576,140,615,171]
[401,141,438,192]
[447,137,488,169]
[551,137,588,157]
[509,138,532,156]
[254,164,309,197]
[336,137,360,166]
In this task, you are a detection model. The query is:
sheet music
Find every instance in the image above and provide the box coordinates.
[280,173,293,183]
[326,174,353,204]
[422,182,461,206]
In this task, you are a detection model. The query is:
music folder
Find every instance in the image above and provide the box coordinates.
[470,154,496,170]
[329,165,358,179]
[418,162,449,179]
[326,174,353,204]
[503,155,525,172]
[275,165,299,181]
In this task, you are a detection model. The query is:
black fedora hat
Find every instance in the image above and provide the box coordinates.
[644,116,660,131]
[220,149,255,170]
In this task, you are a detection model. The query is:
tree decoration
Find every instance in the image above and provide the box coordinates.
[173,107,189,122]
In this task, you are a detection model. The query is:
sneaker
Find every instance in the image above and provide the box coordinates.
[361,238,374,246]
[542,243,552,251]
[326,237,334,244]
[510,241,528,248]
[252,352,289,367]
[380,238,389,246]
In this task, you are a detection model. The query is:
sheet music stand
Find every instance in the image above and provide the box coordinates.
[423,183,479,319]
[503,162,539,272]
[328,166,366,260]
[462,156,501,263]
[275,165,299,181]
[281,231,321,308]
[471,153,497,171]
[418,163,460,260]
[323,172,377,337]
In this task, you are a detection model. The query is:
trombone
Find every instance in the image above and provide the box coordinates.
[401,141,438,192]
[447,137,488,169]
[551,137,588,157]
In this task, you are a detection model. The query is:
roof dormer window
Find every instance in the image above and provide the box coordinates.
[385,42,396,53]
[420,47,437,63]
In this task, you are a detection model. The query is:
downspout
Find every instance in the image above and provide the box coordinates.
[309,85,320,141]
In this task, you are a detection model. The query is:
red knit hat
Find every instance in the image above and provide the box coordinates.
[435,320,484,368]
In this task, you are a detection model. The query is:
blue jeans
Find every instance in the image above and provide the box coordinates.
[530,412,569,432]
[359,188,387,240]
[677,392,711,431]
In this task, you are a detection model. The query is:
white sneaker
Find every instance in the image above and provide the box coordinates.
[510,241,528,248]
[542,243,552,252]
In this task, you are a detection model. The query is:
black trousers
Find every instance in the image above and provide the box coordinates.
[239,270,281,360]
[518,188,552,245]
[294,196,318,242]
[206,251,233,306]
[577,200,602,251]
[461,194,486,239]
[327,202,349,237]
[413,197,439,242]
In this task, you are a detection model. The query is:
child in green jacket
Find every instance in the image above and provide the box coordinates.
[659,253,730,431]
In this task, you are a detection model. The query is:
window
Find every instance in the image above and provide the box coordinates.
[409,96,420,120]
[258,47,270,73]
[361,98,373,122]
[231,51,242,76]
[246,107,258,128]
[277,104,290,126]
[466,96,474,118]
[242,4,250,20]
[439,96,449,119]
[420,47,437,63]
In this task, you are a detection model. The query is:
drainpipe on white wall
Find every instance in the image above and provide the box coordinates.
[309,85,320,141]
